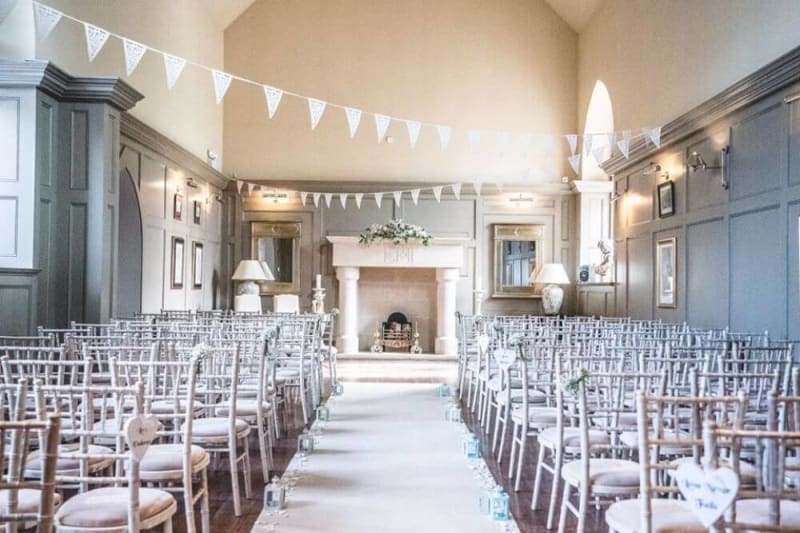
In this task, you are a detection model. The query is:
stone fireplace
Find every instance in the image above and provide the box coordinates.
[327,236,467,355]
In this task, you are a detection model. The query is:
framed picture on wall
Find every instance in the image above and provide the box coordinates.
[173,193,183,220]
[657,181,675,218]
[656,237,676,308]
[192,241,203,289]
[193,201,201,225]
[171,237,184,289]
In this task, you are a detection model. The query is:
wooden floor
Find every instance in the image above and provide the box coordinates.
[168,386,605,533]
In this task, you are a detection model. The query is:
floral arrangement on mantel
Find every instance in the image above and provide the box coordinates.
[359,219,433,246]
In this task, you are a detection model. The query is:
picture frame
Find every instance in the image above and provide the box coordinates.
[657,181,675,218]
[193,200,201,225]
[173,193,183,221]
[656,237,676,308]
[192,241,203,289]
[170,237,185,289]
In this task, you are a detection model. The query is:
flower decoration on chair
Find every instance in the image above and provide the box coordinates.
[562,369,591,394]
[191,343,213,358]
[358,219,432,246]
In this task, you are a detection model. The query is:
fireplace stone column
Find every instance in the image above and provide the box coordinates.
[336,266,360,354]
[435,267,459,355]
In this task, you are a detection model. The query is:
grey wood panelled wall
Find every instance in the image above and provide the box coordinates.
[221,184,576,317]
[0,61,226,334]
[604,45,800,339]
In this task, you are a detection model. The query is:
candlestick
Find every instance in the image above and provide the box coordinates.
[315,274,322,289]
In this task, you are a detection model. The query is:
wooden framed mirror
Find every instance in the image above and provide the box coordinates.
[492,224,543,298]
[250,221,301,295]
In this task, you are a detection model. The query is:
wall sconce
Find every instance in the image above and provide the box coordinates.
[641,162,662,176]
[262,190,288,203]
[687,146,730,189]
[508,193,535,204]
[206,193,223,204]
[185,178,200,189]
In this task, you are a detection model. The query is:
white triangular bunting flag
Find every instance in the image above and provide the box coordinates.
[163,53,186,90]
[437,125,451,151]
[308,98,327,130]
[495,132,510,150]
[432,186,443,203]
[568,154,581,174]
[300,191,308,206]
[312,193,321,207]
[451,183,461,200]
[324,193,333,208]
[84,23,110,62]
[519,133,533,150]
[263,86,283,119]
[644,126,662,147]
[374,114,391,143]
[473,180,483,196]
[236,180,243,194]
[541,134,554,152]
[345,107,362,138]
[583,134,594,157]
[374,192,383,208]
[123,39,147,76]
[33,2,62,38]
[212,70,233,104]
[617,130,632,159]
[354,193,363,208]
[406,120,421,148]
[247,182,255,194]
[393,191,403,205]
[339,193,348,209]
[565,134,578,155]
[592,145,606,164]
[467,130,481,150]
[606,132,617,155]
[410,189,420,205]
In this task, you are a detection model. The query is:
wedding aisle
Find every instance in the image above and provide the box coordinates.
[252,383,519,533]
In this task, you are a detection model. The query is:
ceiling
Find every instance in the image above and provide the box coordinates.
[198,0,257,30]
[543,0,604,32]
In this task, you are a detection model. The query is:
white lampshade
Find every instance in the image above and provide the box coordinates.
[532,263,570,285]
[232,260,269,281]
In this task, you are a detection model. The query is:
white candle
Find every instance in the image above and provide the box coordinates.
[315,274,322,289]
[475,272,482,292]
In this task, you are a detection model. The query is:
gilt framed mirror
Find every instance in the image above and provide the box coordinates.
[250,221,301,295]
[492,224,543,298]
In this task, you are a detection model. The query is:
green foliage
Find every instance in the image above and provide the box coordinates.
[359,219,432,246]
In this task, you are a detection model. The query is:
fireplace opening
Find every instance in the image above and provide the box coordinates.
[370,312,422,354]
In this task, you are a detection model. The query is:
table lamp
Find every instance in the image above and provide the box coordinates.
[532,263,570,315]
[232,260,272,295]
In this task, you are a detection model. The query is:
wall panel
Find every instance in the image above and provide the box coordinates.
[729,104,787,201]
[686,218,728,329]
[626,234,652,319]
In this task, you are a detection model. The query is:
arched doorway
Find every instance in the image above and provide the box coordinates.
[582,80,615,180]
[117,168,143,318]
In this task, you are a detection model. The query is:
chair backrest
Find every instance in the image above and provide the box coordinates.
[273,294,300,313]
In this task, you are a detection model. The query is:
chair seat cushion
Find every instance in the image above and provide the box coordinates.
[734,498,800,528]
[187,417,249,437]
[149,399,204,415]
[216,400,272,417]
[25,444,112,476]
[140,444,208,473]
[620,431,693,455]
[605,498,705,533]
[497,388,546,405]
[510,406,559,427]
[538,427,610,450]
[0,488,61,514]
[561,458,639,489]
[55,487,174,529]
[670,456,759,486]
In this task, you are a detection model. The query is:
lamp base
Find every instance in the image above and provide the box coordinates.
[237,280,260,296]
[541,284,564,315]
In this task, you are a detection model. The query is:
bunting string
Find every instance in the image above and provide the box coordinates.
[32,0,661,177]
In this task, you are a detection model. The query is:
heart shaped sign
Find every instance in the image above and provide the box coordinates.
[493,347,517,369]
[477,335,490,354]
[124,415,159,461]
[675,463,739,527]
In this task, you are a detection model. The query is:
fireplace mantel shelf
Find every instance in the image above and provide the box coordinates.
[327,235,467,355]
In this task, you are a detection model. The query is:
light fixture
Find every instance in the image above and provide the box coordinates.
[232,260,270,295]
[262,190,288,203]
[206,149,218,161]
[508,193,535,204]
[642,162,662,176]
[532,264,570,316]
[687,146,730,189]
[185,178,199,189]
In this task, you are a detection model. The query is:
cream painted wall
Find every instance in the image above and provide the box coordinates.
[223,0,577,183]
[578,0,800,131]
[0,0,35,59]
[28,0,225,163]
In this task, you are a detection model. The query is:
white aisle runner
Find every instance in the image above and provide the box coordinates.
[252,383,519,533]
